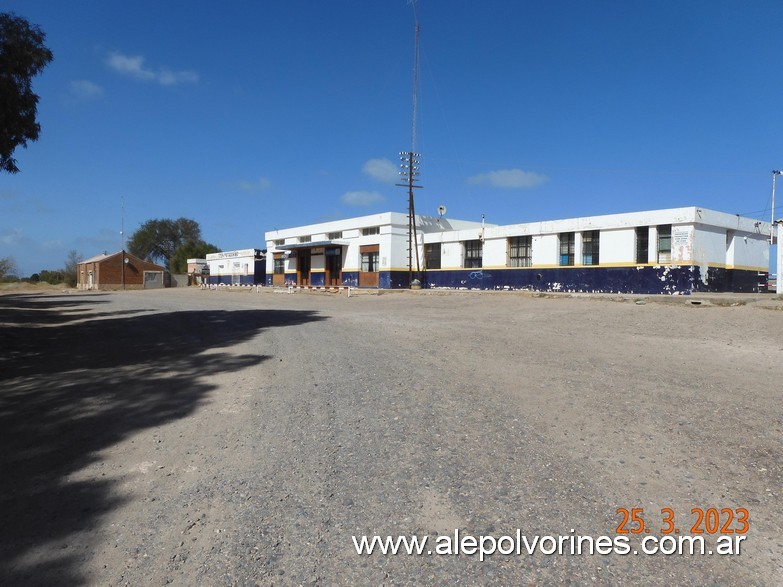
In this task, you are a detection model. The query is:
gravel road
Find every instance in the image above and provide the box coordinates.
[1,288,781,586]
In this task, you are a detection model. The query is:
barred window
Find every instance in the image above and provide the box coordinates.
[362,226,380,236]
[298,235,311,243]
[464,240,483,268]
[328,231,342,240]
[635,227,648,264]
[508,236,531,267]
[658,225,672,263]
[425,243,441,270]
[582,231,599,266]
[559,233,575,266]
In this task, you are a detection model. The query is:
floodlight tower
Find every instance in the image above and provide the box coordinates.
[397,151,422,284]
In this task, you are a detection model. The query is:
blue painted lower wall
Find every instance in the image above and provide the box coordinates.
[420,266,764,294]
[264,266,764,293]
[341,272,359,287]
[207,274,261,286]
[207,261,265,285]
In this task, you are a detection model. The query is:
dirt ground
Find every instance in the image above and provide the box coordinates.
[1,287,781,586]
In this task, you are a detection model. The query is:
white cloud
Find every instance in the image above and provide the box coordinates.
[41,239,65,250]
[107,52,199,86]
[0,228,24,245]
[341,190,385,206]
[158,69,199,86]
[237,177,272,192]
[362,158,398,184]
[467,168,548,189]
[69,80,104,99]
[107,53,154,80]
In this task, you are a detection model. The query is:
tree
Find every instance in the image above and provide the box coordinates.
[0,256,18,281]
[128,218,202,269]
[0,13,53,174]
[38,268,64,284]
[169,240,220,274]
[63,249,81,288]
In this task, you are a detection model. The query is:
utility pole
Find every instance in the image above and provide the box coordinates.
[121,195,126,290]
[772,170,782,244]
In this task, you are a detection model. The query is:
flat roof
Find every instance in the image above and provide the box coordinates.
[275,241,344,251]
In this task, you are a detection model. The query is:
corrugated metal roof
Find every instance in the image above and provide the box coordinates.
[81,252,112,263]
[79,251,164,270]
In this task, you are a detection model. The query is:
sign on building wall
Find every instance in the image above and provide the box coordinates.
[672,226,693,262]
[206,248,260,260]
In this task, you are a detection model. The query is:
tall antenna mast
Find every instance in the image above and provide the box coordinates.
[410,2,420,152]
[120,195,125,251]
[397,0,423,286]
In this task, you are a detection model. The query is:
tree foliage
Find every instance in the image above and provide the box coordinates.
[0,12,53,174]
[63,249,81,288]
[0,256,18,281]
[38,268,64,284]
[127,218,202,269]
[169,240,219,274]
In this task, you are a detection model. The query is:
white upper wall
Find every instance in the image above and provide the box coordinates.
[206,248,261,260]
[266,207,771,245]
[265,212,485,245]
[475,206,768,239]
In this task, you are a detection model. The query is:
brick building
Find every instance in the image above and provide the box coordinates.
[77,251,165,290]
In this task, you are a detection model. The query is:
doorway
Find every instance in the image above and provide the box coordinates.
[298,250,311,285]
[359,244,380,287]
[325,247,342,286]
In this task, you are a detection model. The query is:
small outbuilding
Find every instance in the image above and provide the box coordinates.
[77,251,166,290]
[187,258,209,286]
[205,249,265,286]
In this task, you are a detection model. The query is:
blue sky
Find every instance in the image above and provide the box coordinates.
[2,0,781,275]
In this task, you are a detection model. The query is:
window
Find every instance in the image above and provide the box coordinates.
[273,257,284,274]
[508,236,532,267]
[362,226,380,236]
[298,235,311,243]
[360,244,379,272]
[328,231,343,240]
[424,243,441,270]
[361,251,379,272]
[582,231,599,266]
[559,233,575,266]
[657,225,672,263]
[274,239,284,246]
[635,227,648,264]
[464,240,483,268]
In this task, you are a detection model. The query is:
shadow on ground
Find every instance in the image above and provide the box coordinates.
[0,293,324,585]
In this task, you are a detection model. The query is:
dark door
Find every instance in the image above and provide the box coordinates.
[325,247,342,286]
[298,250,311,285]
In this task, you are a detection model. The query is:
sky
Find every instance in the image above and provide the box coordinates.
[2,0,782,276]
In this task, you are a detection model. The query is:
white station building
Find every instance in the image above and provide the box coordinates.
[205,248,265,286]
[262,207,772,294]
